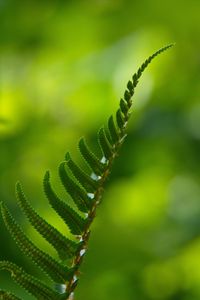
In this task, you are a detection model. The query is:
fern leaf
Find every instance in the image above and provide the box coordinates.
[132,73,138,87]
[116,108,125,130]
[98,127,113,160]
[43,171,87,235]
[120,98,129,115]
[78,137,106,175]
[15,182,80,260]
[65,152,100,192]
[0,203,74,283]
[59,162,93,213]
[107,115,119,145]
[0,261,68,300]
[0,290,22,300]
[126,80,134,95]
[123,90,132,104]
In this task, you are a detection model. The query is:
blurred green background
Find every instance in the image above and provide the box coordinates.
[0,0,200,299]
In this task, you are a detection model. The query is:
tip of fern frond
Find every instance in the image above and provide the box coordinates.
[152,43,175,56]
[159,43,175,52]
[167,42,175,47]
[167,43,176,49]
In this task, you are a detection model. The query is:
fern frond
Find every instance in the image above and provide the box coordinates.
[98,127,113,160]
[0,290,22,300]
[0,44,174,298]
[0,261,68,300]
[64,44,174,296]
[78,138,106,175]
[43,171,87,235]
[65,152,100,192]
[107,115,120,145]
[59,162,93,213]
[0,203,74,283]
[15,182,79,260]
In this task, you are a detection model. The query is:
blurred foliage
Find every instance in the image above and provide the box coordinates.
[0,0,200,299]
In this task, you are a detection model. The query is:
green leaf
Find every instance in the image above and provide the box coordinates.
[59,162,93,213]
[120,98,129,115]
[78,138,106,176]
[116,109,125,130]
[0,290,22,300]
[0,203,73,283]
[131,73,138,92]
[98,127,113,160]
[66,152,100,192]
[123,90,131,103]
[0,261,68,300]
[43,171,87,235]
[127,80,134,95]
[15,182,80,260]
[107,115,119,145]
